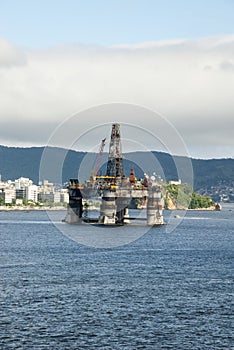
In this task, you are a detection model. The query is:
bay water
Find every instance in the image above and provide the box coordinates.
[1,205,233,349]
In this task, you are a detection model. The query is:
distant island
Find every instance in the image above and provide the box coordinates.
[164,183,216,210]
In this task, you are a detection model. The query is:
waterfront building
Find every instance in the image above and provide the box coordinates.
[60,189,69,203]
[26,185,38,203]
[38,193,54,203]
[16,189,26,200]
[38,180,54,193]
[4,189,16,204]
[53,192,61,203]
[169,179,182,185]
[15,177,33,190]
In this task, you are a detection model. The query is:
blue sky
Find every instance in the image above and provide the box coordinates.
[0,1,234,158]
[0,0,234,47]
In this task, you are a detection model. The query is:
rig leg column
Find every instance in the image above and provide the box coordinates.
[116,197,129,225]
[116,196,130,224]
[123,206,130,224]
[147,190,164,226]
[99,190,116,225]
[64,179,83,224]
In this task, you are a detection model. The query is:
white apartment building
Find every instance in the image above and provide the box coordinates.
[53,192,61,203]
[169,179,182,185]
[26,185,38,203]
[15,177,33,190]
[4,189,16,204]
[60,189,69,203]
[38,179,54,194]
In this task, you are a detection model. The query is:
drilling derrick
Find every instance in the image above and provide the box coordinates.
[106,123,124,179]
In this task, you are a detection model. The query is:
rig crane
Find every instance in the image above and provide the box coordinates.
[95,138,106,176]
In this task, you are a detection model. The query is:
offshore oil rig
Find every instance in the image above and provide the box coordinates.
[64,123,164,226]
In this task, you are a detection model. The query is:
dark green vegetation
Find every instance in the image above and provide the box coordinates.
[0,145,233,195]
[188,192,215,209]
[165,183,214,209]
[0,195,4,205]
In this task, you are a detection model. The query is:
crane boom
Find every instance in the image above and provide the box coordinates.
[95,138,106,176]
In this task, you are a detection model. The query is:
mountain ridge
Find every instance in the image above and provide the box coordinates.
[0,145,233,201]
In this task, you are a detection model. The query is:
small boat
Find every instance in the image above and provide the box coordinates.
[215,203,222,211]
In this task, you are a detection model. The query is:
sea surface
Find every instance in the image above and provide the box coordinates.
[0,205,233,349]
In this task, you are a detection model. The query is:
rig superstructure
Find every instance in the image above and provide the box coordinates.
[64,123,164,226]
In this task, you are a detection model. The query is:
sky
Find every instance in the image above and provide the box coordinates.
[0,0,233,159]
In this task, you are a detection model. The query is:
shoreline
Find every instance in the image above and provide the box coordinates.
[0,206,67,211]
[166,206,217,211]
[0,205,224,212]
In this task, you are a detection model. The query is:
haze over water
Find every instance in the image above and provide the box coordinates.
[1,205,233,349]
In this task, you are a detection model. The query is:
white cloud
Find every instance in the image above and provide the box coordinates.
[0,38,26,67]
[0,35,233,158]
